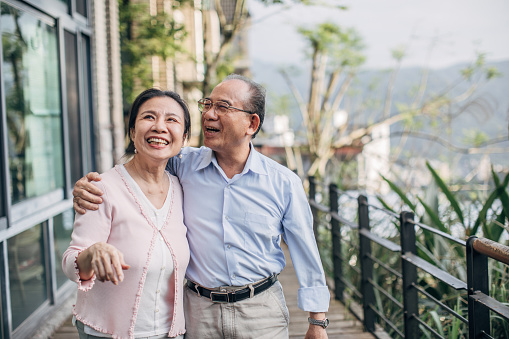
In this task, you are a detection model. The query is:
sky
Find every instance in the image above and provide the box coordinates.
[248,0,509,70]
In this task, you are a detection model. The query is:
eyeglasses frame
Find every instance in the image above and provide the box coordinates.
[198,98,255,115]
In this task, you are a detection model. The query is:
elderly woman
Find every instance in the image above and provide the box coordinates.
[62,89,191,339]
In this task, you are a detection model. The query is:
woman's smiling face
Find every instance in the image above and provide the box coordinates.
[131,96,186,163]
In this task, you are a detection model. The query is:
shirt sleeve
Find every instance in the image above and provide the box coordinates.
[166,154,181,177]
[62,180,112,291]
[282,177,330,312]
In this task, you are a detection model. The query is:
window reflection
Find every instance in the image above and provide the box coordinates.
[64,30,83,185]
[1,3,64,204]
[0,290,3,337]
[76,0,87,18]
[53,210,74,288]
[8,224,47,329]
[81,34,94,171]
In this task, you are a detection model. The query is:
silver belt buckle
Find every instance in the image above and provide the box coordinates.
[210,291,230,303]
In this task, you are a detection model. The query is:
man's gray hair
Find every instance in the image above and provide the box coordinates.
[222,74,266,138]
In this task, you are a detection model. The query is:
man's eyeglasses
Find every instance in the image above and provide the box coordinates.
[198,98,254,116]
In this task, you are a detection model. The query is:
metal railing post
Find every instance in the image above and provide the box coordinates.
[400,211,419,339]
[466,236,490,338]
[358,195,375,332]
[308,176,318,240]
[329,183,343,301]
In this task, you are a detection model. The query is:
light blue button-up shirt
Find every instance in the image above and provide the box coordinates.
[167,145,330,312]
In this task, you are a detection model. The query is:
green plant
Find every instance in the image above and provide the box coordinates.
[314,162,509,337]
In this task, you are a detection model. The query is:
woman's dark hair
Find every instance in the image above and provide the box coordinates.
[125,88,191,155]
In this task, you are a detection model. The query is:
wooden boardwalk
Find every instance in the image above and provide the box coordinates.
[279,245,376,339]
[51,245,380,338]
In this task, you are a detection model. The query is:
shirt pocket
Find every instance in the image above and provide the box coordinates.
[241,212,282,253]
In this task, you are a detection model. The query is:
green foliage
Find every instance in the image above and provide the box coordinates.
[119,1,186,111]
[460,51,502,82]
[298,22,365,68]
[380,174,416,210]
[391,45,406,62]
[461,129,489,147]
[314,161,509,337]
[378,164,508,336]
[426,162,465,225]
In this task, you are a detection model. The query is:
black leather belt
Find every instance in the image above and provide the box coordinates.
[186,274,278,303]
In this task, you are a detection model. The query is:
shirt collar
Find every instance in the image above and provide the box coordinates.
[195,147,214,171]
[194,143,268,176]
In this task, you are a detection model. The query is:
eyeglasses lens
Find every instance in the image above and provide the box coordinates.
[198,99,230,115]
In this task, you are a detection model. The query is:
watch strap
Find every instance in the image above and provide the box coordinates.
[308,317,329,328]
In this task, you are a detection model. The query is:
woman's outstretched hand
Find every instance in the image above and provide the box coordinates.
[77,242,130,285]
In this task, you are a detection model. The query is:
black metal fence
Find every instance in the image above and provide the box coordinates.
[308,176,509,339]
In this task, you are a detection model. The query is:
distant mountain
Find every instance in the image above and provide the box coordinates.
[251,59,509,170]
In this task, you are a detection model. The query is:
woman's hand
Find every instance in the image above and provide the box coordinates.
[77,242,130,285]
[73,172,103,214]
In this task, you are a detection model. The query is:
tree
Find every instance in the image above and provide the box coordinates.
[197,0,348,145]
[280,21,365,177]
[119,1,186,114]
[201,0,348,96]
[280,21,506,182]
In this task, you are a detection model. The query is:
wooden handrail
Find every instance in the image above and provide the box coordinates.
[472,237,509,265]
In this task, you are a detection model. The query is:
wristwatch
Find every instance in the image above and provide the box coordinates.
[308,317,329,329]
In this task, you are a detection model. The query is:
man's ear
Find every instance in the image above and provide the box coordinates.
[247,114,260,136]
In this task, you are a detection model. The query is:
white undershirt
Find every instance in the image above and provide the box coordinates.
[79,165,182,338]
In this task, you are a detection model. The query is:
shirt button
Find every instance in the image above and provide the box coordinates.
[155,309,159,313]
[232,274,236,279]
[225,216,229,221]
[227,244,231,249]
[156,289,161,293]
[161,266,166,270]
[227,185,231,189]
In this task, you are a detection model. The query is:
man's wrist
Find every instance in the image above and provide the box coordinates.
[308,317,329,329]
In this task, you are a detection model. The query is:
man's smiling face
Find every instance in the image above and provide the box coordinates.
[201,79,256,155]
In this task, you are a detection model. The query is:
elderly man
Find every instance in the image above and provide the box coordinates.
[73,74,330,338]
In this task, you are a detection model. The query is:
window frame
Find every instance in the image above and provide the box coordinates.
[0,0,93,337]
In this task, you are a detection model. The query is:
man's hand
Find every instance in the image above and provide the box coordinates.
[73,172,103,214]
[305,312,328,339]
[76,242,130,285]
[304,325,328,339]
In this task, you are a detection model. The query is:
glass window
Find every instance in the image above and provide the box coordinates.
[0,148,4,219]
[53,209,74,288]
[76,0,87,18]
[8,224,47,330]
[0,288,3,338]
[80,34,94,171]
[64,30,83,184]
[1,3,64,204]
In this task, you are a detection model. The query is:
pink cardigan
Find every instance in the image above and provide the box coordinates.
[62,166,189,339]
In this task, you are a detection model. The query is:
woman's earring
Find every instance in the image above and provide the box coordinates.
[134,148,137,154]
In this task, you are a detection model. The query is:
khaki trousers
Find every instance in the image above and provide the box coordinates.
[184,281,290,339]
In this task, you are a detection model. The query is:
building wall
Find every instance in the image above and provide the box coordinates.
[0,0,122,337]
[92,0,125,170]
